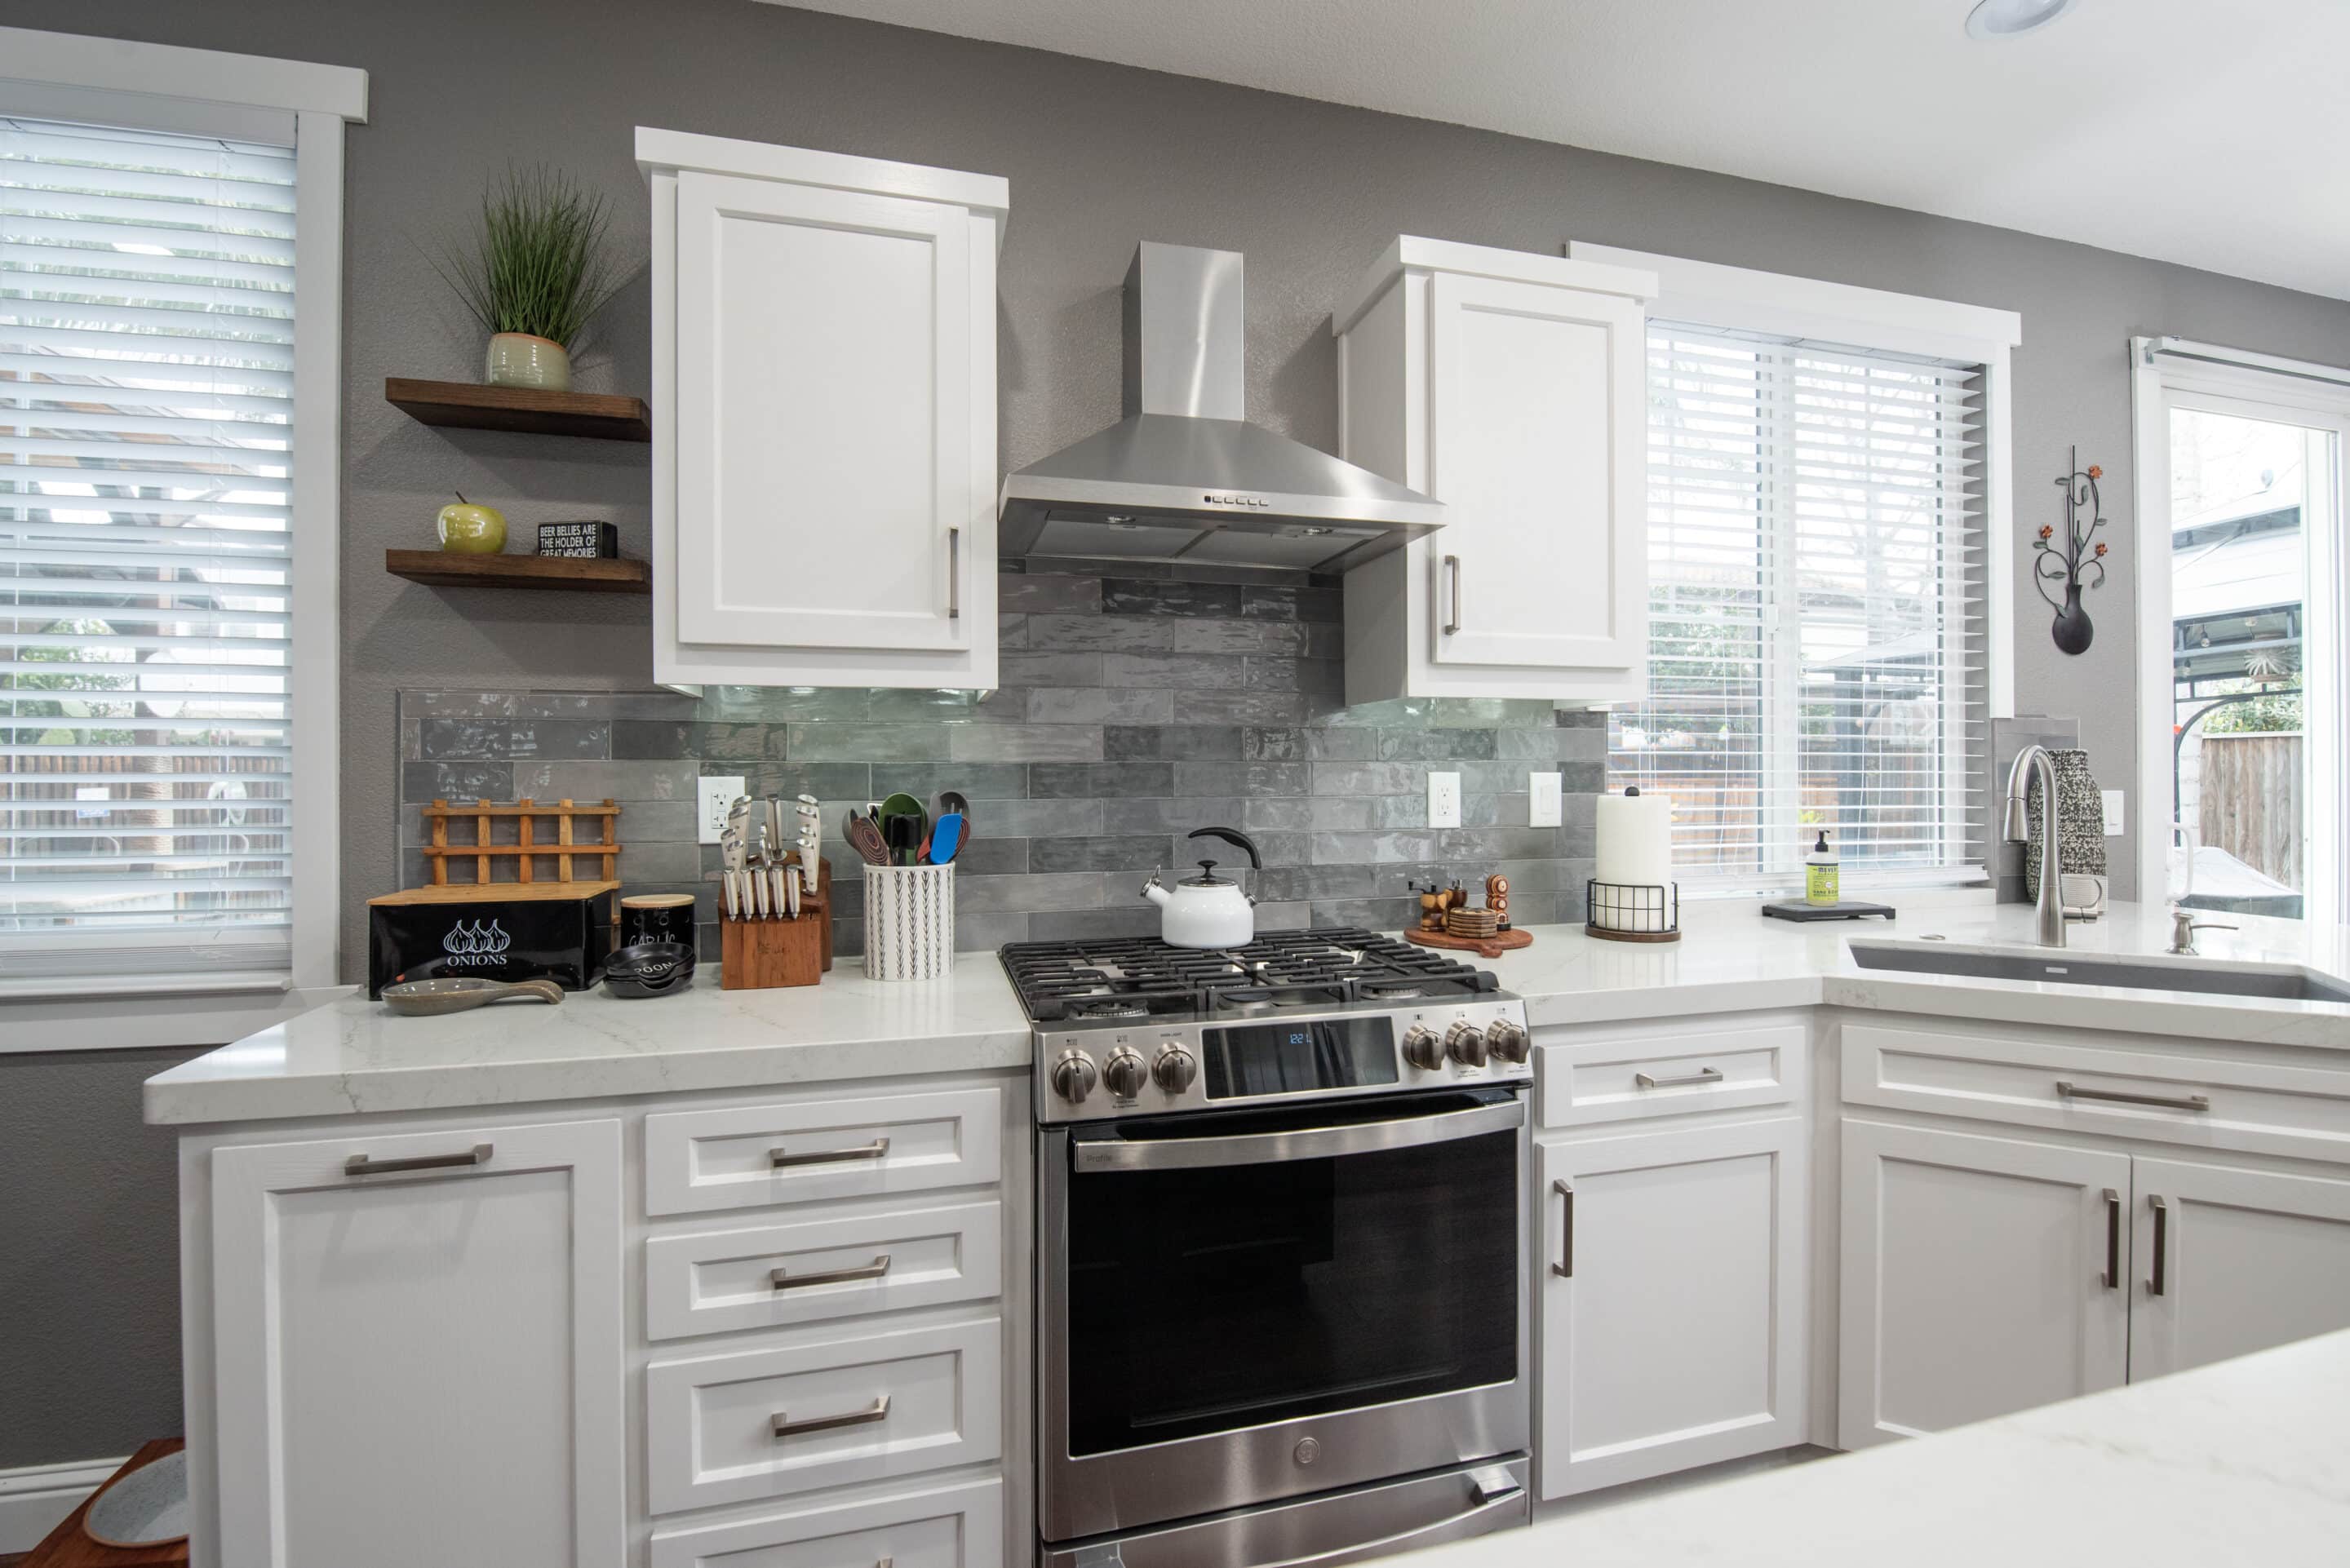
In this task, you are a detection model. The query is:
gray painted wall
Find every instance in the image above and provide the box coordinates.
[7,0,2350,1472]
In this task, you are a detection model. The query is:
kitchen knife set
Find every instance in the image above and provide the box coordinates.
[844,789,970,869]
[720,793,822,921]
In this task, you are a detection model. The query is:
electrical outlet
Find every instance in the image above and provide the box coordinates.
[698,775,747,844]
[1528,772,1564,828]
[2102,789,2125,836]
[1428,771,1462,830]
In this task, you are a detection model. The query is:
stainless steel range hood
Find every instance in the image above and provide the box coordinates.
[999,243,1443,573]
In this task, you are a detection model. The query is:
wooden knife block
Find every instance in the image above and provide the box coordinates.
[720,855,831,990]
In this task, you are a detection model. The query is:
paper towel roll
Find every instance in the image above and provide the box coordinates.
[1593,790,1674,930]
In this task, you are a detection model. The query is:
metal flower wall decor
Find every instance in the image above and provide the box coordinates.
[2034,445,2109,655]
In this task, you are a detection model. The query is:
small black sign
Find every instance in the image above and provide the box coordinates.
[537,520,619,558]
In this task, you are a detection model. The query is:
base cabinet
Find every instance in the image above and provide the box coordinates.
[1536,1118,1807,1497]
[1838,1119,2130,1448]
[208,1118,625,1568]
[2130,1157,2350,1380]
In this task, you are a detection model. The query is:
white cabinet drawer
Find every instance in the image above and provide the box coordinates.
[646,1318,1002,1515]
[645,1200,1004,1341]
[645,1087,1003,1216]
[1538,1025,1804,1128]
[1842,1023,2350,1163]
[650,1476,1003,1568]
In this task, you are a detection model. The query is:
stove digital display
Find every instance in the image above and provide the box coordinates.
[1201,1017,1399,1100]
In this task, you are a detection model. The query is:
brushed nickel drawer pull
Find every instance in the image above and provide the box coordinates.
[2056,1081,2210,1113]
[1634,1067,1723,1090]
[771,1137,890,1169]
[771,1394,889,1439]
[1551,1179,1574,1278]
[345,1142,492,1176]
[2102,1187,2121,1290]
[947,526,961,620]
[773,1253,892,1291]
[1443,554,1464,636]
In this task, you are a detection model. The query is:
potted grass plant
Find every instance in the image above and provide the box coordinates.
[428,166,623,392]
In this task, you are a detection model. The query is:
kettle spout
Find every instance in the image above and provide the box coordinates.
[1141,874,1171,909]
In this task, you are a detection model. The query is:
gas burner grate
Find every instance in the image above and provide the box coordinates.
[1000,927,1501,1023]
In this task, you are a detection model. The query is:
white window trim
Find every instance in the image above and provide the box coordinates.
[0,29,366,1037]
[2130,336,2350,923]
[1572,242,2022,719]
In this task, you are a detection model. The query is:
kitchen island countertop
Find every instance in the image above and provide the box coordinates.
[1404,1325,2350,1568]
[144,899,2350,1125]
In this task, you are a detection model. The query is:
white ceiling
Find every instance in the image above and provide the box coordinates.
[771,0,2350,302]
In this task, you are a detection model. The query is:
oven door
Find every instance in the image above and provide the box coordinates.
[1039,1088,1529,1543]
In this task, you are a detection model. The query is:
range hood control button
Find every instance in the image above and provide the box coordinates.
[1445,1021,1488,1068]
[1053,1051,1100,1104]
[1400,1024,1445,1073]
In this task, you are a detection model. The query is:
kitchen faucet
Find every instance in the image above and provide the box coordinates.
[2003,746,2066,949]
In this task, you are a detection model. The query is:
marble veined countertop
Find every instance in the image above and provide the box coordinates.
[145,900,2349,1125]
[1404,1327,2350,1568]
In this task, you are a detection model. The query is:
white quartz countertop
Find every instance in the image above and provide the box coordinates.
[142,951,1031,1125]
[144,900,2350,1125]
[1407,1327,2350,1568]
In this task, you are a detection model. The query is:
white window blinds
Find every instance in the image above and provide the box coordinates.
[1608,322,1987,887]
[1,114,298,983]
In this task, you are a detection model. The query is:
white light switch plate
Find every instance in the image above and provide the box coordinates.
[698,775,747,844]
[1428,771,1462,830]
[1528,772,1564,827]
[2102,789,2125,835]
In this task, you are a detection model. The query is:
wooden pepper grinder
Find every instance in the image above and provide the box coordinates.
[1413,880,1456,932]
[1487,873,1511,931]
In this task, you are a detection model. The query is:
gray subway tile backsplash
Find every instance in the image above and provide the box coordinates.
[392,564,1607,958]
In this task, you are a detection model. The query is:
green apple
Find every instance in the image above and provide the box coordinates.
[437,493,507,555]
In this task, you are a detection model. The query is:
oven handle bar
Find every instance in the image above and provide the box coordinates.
[1256,1473,1525,1568]
[1071,1097,1525,1173]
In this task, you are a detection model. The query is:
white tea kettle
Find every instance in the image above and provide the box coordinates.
[1142,826,1261,949]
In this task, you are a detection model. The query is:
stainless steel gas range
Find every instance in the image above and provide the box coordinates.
[1000,929,1534,1568]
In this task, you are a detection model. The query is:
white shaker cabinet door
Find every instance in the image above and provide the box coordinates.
[1425,272,1647,673]
[674,170,973,654]
[209,1118,624,1568]
[2131,1157,2350,1381]
[1839,1119,2128,1448]
[1536,1118,1807,1497]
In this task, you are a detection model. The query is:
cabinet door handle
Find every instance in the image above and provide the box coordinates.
[947,526,961,620]
[771,1137,889,1169]
[2056,1080,2210,1114]
[2101,1187,2121,1289]
[773,1253,892,1291]
[772,1394,889,1439]
[2148,1194,2169,1296]
[1550,1178,1574,1278]
[344,1142,491,1176]
[1634,1067,1723,1090]
[1443,554,1463,636]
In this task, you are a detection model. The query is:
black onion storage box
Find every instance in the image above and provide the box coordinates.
[367,882,619,997]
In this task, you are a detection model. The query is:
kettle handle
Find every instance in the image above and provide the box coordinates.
[1186,826,1261,870]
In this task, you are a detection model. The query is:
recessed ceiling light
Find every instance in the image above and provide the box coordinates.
[1966,0,2077,38]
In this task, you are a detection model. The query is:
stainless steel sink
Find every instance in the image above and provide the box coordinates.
[1847,941,2350,1004]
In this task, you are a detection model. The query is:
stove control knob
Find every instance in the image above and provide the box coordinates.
[1103,1048,1148,1100]
[1053,1050,1100,1105]
[1485,1020,1529,1064]
[1400,1024,1446,1073]
[1445,1021,1489,1069]
[1153,1046,1199,1095]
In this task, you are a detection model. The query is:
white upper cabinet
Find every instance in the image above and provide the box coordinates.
[1334,237,1656,706]
[638,130,1006,689]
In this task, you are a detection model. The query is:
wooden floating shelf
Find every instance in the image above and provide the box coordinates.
[386,549,651,594]
[385,376,651,441]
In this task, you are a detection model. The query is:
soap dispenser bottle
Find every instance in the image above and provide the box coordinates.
[1805,830,1839,907]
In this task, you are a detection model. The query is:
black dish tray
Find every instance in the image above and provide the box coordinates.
[1762,899,1896,922]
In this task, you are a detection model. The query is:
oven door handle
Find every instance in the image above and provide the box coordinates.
[1257,1470,1527,1568]
[1071,1097,1525,1173]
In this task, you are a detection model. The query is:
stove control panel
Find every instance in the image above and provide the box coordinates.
[1035,999,1532,1123]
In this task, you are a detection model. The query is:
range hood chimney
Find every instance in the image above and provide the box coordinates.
[998,242,1443,573]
